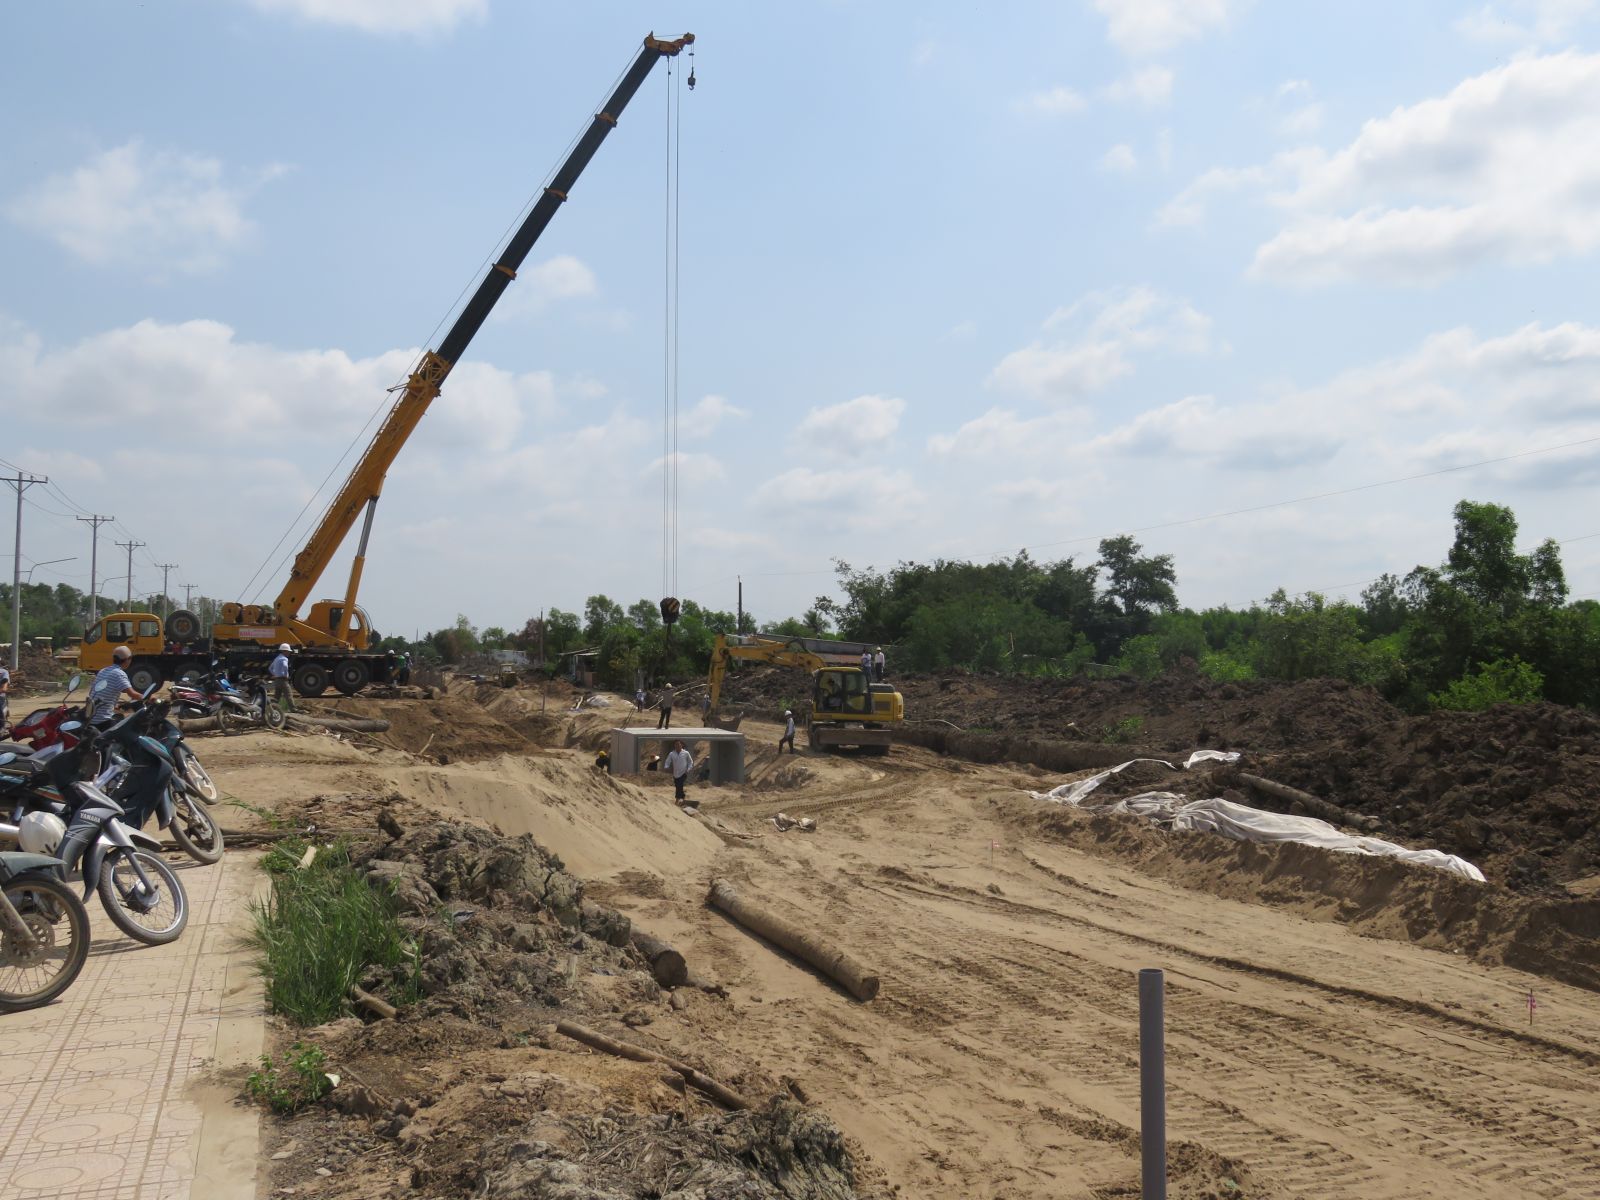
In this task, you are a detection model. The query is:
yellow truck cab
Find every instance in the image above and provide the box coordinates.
[78,612,168,676]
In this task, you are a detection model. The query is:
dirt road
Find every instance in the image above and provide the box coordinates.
[209,701,1600,1199]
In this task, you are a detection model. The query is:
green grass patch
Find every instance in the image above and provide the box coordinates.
[248,837,421,1026]
[246,1042,332,1113]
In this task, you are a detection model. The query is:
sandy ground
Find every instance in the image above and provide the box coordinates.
[195,695,1600,1200]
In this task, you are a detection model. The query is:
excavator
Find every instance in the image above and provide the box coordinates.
[706,634,904,754]
[77,33,695,698]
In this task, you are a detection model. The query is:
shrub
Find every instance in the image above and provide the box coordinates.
[249,838,420,1026]
[246,1043,332,1113]
[1198,650,1254,682]
[1428,656,1544,712]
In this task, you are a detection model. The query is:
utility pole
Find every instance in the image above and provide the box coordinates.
[157,563,179,619]
[115,539,145,607]
[182,583,196,612]
[5,470,48,673]
[76,514,114,624]
[737,575,743,635]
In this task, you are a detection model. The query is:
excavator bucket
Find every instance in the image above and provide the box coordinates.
[707,711,744,732]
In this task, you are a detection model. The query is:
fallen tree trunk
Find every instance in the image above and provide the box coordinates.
[630,929,688,989]
[1237,771,1378,831]
[707,878,880,1002]
[285,714,392,734]
[349,985,396,1019]
[174,716,223,734]
[554,1019,750,1110]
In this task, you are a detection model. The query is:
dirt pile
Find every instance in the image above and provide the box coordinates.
[302,691,536,762]
[1262,701,1600,893]
[720,665,1399,751]
[256,811,874,1200]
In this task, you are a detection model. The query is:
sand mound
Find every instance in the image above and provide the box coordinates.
[301,692,534,762]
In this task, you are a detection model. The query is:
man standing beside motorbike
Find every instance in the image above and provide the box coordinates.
[269,643,295,713]
[88,646,144,728]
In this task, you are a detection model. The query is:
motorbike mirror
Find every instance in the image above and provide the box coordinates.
[0,752,14,767]
[142,681,160,699]
[65,672,83,696]
[60,720,83,733]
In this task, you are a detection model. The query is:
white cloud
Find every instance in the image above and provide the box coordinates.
[0,317,557,453]
[684,394,747,437]
[927,408,1084,460]
[1104,66,1174,106]
[1093,0,1241,55]
[1271,79,1324,137]
[793,394,906,456]
[753,467,924,531]
[1456,0,1597,44]
[1164,52,1600,283]
[243,0,485,35]
[6,141,285,274]
[1018,86,1087,116]
[1100,143,1139,173]
[987,287,1211,404]
[492,255,599,321]
[644,450,727,483]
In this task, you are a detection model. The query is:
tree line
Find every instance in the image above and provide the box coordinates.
[409,500,1599,714]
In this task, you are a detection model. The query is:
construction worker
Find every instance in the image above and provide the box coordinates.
[398,651,413,685]
[269,643,295,712]
[874,646,886,682]
[779,709,796,754]
[635,686,646,711]
[859,647,872,680]
[656,681,675,729]
[701,691,712,722]
[0,661,10,733]
[88,646,143,728]
[664,738,693,804]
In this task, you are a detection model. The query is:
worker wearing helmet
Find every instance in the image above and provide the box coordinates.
[873,646,886,682]
[88,646,143,727]
[268,643,296,713]
[779,709,796,754]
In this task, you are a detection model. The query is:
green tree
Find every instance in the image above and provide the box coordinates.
[583,595,625,643]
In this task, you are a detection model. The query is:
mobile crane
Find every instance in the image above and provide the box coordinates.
[77,33,695,697]
[706,633,904,754]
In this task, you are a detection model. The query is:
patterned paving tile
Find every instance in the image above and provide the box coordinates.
[0,851,264,1199]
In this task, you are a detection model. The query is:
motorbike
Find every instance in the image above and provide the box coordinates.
[0,719,189,946]
[99,698,224,864]
[0,688,224,865]
[1,672,83,756]
[0,849,92,1011]
[170,667,285,734]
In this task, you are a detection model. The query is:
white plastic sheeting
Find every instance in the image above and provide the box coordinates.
[1030,754,1486,883]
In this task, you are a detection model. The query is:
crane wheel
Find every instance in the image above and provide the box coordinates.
[127,661,164,694]
[293,663,330,698]
[333,659,370,696]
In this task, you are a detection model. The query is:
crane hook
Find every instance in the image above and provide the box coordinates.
[686,45,696,90]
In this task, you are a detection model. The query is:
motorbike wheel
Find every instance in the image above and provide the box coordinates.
[216,704,233,736]
[169,792,224,865]
[0,874,91,1012]
[98,849,189,945]
[178,745,218,802]
[262,699,286,730]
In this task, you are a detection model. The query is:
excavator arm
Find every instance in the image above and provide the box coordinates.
[706,634,827,710]
[273,33,695,642]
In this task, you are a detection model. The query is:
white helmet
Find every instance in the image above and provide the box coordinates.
[18,811,67,856]
[278,643,291,652]
[784,709,792,717]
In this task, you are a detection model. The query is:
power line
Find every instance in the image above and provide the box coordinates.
[4,470,48,673]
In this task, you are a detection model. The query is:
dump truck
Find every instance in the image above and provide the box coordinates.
[706,633,904,753]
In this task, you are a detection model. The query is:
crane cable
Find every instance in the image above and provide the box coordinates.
[660,51,687,631]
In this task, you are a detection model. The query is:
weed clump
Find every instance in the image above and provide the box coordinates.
[246,1042,333,1113]
[249,837,420,1025]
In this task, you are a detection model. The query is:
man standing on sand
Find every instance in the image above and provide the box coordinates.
[269,643,296,713]
[635,686,646,711]
[656,682,675,729]
[779,709,796,754]
[664,738,693,805]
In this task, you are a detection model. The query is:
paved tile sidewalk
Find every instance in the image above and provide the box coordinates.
[0,852,265,1199]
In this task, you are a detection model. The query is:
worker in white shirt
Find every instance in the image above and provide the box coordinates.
[268,643,295,712]
[663,738,693,805]
[778,709,796,754]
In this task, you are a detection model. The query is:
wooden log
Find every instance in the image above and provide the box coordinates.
[349,985,397,1019]
[285,714,392,733]
[175,716,223,734]
[630,930,689,989]
[553,1019,750,1110]
[1237,771,1377,830]
[707,878,880,1002]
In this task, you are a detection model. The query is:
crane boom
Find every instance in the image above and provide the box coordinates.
[272,33,695,641]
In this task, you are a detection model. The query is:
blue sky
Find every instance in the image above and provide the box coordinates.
[6,0,1600,637]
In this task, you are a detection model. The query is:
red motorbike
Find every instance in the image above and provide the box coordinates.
[2,673,85,755]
